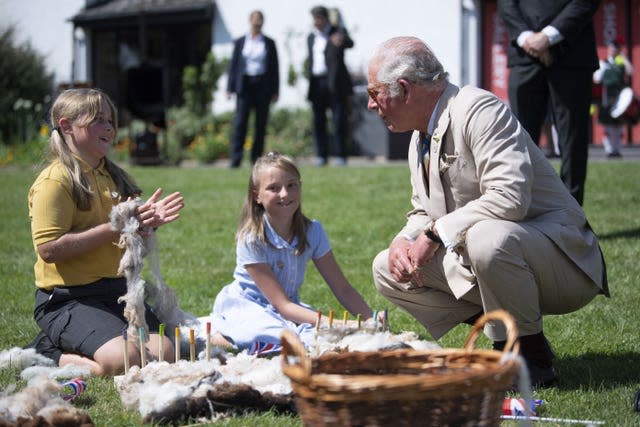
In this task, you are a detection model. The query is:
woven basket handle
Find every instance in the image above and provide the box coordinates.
[462,309,520,354]
[280,329,312,384]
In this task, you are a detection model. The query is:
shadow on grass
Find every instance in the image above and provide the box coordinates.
[555,351,640,390]
[597,227,640,240]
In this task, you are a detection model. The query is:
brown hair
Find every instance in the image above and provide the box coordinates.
[237,152,310,255]
[48,88,140,210]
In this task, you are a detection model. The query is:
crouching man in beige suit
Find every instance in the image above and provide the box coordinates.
[367,36,608,388]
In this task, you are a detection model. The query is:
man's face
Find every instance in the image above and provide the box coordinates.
[367,63,411,133]
[313,15,328,31]
[250,14,263,32]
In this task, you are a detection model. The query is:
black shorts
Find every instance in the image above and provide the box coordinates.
[34,278,161,358]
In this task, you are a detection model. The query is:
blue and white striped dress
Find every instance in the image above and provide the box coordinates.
[211,217,331,354]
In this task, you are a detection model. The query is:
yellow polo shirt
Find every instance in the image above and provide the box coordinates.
[29,158,125,290]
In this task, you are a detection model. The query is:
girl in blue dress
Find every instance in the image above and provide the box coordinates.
[211,152,375,354]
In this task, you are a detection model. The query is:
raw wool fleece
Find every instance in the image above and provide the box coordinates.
[113,329,440,424]
[109,198,199,348]
[0,375,93,427]
[0,347,56,371]
[114,358,294,425]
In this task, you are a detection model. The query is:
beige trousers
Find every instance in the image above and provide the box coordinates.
[373,219,600,341]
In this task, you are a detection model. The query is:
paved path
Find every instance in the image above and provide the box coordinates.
[175,144,640,168]
[586,144,640,161]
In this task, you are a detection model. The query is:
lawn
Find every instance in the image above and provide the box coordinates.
[1,158,639,426]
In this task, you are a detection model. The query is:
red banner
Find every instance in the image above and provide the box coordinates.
[481,1,510,103]
[592,0,631,145]
[482,0,640,146]
[631,0,640,143]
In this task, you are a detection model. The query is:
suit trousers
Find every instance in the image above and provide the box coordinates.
[373,219,600,341]
[508,64,593,205]
[230,75,271,167]
[310,76,349,161]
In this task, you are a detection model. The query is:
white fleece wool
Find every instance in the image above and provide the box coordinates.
[0,347,56,371]
[0,375,83,424]
[114,329,440,419]
[110,198,200,350]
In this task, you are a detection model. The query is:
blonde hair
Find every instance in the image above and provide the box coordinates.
[47,88,140,210]
[237,152,310,255]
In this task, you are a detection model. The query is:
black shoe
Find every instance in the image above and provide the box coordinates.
[463,311,483,326]
[526,361,558,388]
[24,331,62,365]
[519,332,557,388]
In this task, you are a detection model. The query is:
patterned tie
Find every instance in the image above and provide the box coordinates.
[422,133,431,186]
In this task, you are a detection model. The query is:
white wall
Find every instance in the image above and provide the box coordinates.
[0,0,85,84]
[212,0,471,112]
[1,0,480,113]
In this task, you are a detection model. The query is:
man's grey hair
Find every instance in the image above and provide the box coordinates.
[371,36,448,97]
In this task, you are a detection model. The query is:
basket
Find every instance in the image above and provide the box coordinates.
[281,309,521,427]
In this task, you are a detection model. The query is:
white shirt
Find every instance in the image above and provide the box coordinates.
[311,25,330,76]
[242,33,267,76]
[517,25,563,48]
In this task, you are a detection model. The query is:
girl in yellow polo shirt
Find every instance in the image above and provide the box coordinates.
[26,88,184,376]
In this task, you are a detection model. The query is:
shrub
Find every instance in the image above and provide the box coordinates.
[265,108,314,158]
[0,26,53,144]
[188,120,232,164]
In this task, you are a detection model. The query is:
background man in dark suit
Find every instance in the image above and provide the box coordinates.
[306,6,354,166]
[227,10,279,168]
[498,0,600,205]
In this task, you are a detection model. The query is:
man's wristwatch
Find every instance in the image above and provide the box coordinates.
[423,223,442,244]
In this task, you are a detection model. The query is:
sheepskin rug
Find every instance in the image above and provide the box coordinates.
[113,328,440,424]
[0,348,93,427]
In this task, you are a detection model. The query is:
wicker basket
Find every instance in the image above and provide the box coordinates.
[281,309,521,427]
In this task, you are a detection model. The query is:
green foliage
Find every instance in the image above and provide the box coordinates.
[164,106,207,164]
[265,108,314,158]
[0,133,48,167]
[188,120,232,164]
[163,105,314,165]
[0,26,53,144]
[182,52,229,116]
[287,63,298,87]
[3,160,638,425]
[163,52,230,163]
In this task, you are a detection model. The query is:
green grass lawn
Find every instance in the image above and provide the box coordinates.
[1,159,639,426]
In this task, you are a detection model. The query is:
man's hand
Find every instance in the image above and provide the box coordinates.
[523,32,553,66]
[407,233,440,274]
[524,32,550,55]
[388,238,415,283]
[330,32,344,47]
[538,50,554,67]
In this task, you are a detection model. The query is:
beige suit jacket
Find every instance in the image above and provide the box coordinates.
[398,83,607,299]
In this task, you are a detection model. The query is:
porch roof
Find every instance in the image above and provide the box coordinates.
[71,0,214,28]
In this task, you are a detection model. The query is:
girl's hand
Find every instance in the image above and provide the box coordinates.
[137,188,184,229]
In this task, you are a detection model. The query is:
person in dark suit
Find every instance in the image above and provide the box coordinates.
[498,0,600,205]
[306,6,354,166]
[227,10,279,168]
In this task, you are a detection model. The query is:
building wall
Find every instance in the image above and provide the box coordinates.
[211,0,477,113]
[2,0,479,112]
